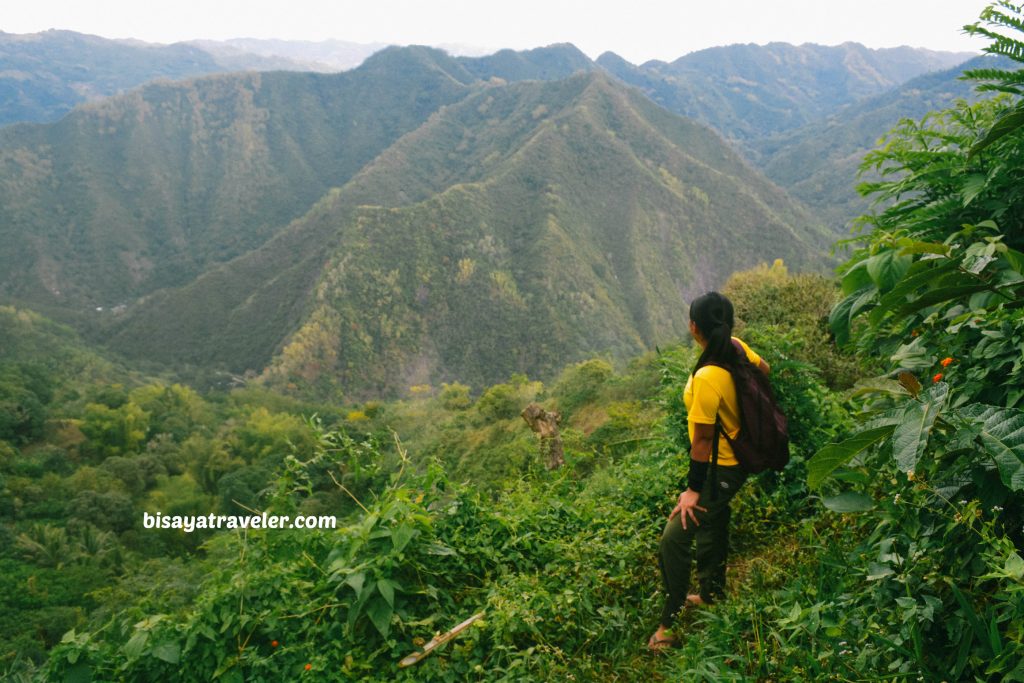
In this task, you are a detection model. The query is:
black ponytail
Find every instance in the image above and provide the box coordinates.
[689,291,738,372]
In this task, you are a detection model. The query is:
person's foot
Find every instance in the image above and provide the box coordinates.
[647,625,680,652]
[686,594,706,606]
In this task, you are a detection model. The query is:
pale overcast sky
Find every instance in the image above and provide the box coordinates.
[2,0,994,63]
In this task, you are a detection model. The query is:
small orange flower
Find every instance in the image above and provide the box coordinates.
[271,640,279,648]
[305,664,312,671]
[933,373,944,383]
[941,357,954,367]
[911,329,920,337]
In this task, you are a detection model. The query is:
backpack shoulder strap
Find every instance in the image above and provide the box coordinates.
[709,418,721,501]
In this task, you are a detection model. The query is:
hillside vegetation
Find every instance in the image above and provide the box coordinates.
[106,72,826,395]
[2,5,1022,681]
[0,261,850,680]
[0,46,474,313]
[749,55,1010,231]
[596,42,972,146]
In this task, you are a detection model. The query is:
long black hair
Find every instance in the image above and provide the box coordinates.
[690,291,738,371]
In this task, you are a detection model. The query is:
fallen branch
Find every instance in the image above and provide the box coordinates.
[398,612,485,668]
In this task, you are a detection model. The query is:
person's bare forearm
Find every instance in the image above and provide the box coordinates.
[690,435,712,463]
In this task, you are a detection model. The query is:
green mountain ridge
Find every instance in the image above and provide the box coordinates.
[0,46,474,314]
[105,72,827,396]
[595,42,975,145]
[747,55,1006,229]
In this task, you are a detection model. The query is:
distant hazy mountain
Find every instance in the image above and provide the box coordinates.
[748,55,1004,231]
[0,30,322,125]
[458,43,596,82]
[595,42,975,146]
[100,67,827,393]
[188,38,386,72]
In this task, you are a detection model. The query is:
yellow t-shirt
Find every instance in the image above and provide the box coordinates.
[683,337,762,468]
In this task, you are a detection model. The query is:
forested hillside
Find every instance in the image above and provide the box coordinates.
[107,71,826,394]
[749,54,1010,230]
[0,47,475,313]
[1,45,827,395]
[596,42,973,145]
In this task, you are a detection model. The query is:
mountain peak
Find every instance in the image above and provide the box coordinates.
[595,51,635,70]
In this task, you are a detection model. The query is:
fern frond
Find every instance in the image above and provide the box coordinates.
[962,67,1024,84]
[980,4,1024,36]
[974,83,1024,95]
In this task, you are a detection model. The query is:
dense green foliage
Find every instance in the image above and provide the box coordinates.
[793,5,1024,678]
[4,6,1024,681]
[0,259,848,682]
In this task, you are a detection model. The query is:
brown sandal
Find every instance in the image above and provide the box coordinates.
[647,630,681,652]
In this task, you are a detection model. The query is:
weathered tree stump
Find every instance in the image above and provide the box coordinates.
[520,403,564,469]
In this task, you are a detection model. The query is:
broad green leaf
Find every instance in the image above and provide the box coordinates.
[849,287,878,317]
[957,404,1024,491]
[151,641,181,664]
[890,338,934,372]
[377,578,396,607]
[866,251,912,294]
[366,597,393,638]
[1005,553,1024,580]
[391,524,415,554]
[345,571,366,596]
[961,174,988,206]
[821,491,875,513]
[969,107,1024,157]
[896,240,951,256]
[871,261,960,324]
[829,289,866,347]
[892,384,947,474]
[894,284,990,316]
[808,425,896,489]
[123,630,149,659]
[867,562,895,580]
[1004,248,1024,277]
[851,377,909,398]
[840,261,872,295]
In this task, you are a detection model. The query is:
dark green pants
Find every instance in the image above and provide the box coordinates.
[658,464,747,627]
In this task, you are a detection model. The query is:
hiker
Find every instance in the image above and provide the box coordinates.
[649,291,771,651]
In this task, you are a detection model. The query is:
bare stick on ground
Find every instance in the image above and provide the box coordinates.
[398,612,485,668]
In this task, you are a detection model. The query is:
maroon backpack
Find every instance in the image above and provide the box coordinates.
[704,339,790,476]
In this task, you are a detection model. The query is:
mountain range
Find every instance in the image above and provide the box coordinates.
[1,45,828,395]
[0,30,329,126]
[596,42,974,145]
[747,55,1002,229]
[2,30,972,135]
[0,33,987,395]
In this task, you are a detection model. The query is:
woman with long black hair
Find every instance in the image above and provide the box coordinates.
[649,291,771,651]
